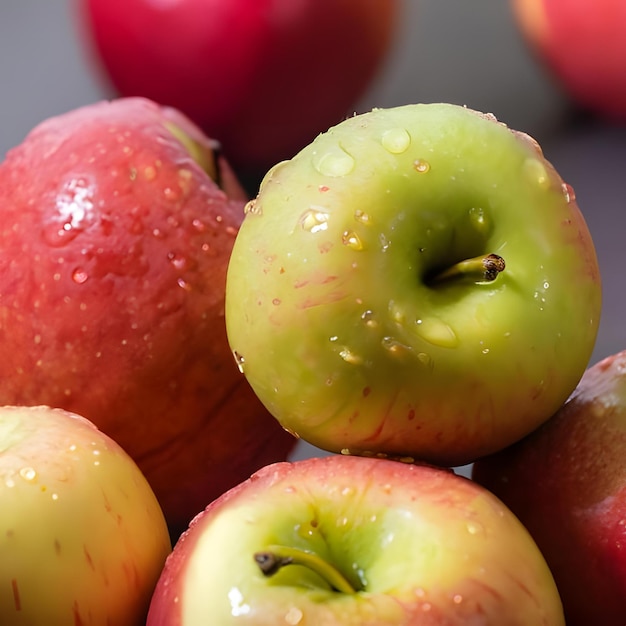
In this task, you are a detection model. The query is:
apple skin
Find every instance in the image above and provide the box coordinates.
[512,0,626,121]
[146,454,565,625]
[77,0,399,172]
[225,102,601,467]
[0,97,295,536]
[472,350,626,626]
[0,405,171,625]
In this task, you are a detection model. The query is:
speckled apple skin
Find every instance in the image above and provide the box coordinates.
[0,98,296,535]
[225,103,602,466]
[0,405,171,625]
[473,350,626,626]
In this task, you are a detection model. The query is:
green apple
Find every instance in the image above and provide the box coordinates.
[225,102,602,466]
[473,350,626,626]
[0,405,171,625]
[146,454,565,625]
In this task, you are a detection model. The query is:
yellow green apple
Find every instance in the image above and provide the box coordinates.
[147,454,565,624]
[0,405,171,625]
[225,102,601,466]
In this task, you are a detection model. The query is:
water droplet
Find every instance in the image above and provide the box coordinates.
[244,199,262,216]
[339,348,362,365]
[414,159,430,173]
[523,158,550,189]
[167,251,188,270]
[71,268,89,284]
[389,301,405,325]
[469,206,489,232]
[562,182,576,203]
[417,352,432,367]
[299,208,329,233]
[284,607,303,625]
[415,318,458,348]
[233,351,245,373]
[361,310,378,329]
[381,128,411,154]
[382,336,412,357]
[19,467,37,481]
[354,209,372,225]
[177,277,192,291]
[312,145,355,177]
[466,521,484,535]
[342,231,363,250]
[452,594,463,604]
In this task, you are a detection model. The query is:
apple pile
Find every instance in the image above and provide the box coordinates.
[144,103,616,624]
[1,97,621,624]
[77,0,400,173]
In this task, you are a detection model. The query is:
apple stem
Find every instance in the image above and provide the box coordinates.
[429,253,505,285]
[254,545,358,594]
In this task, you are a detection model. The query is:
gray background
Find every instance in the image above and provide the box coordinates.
[1,1,623,465]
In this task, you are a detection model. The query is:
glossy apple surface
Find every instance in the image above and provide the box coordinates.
[473,350,626,626]
[78,0,399,172]
[512,0,626,120]
[225,102,601,466]
[0,405,171,625]
[147,454,564,625]
[0,97,295,535]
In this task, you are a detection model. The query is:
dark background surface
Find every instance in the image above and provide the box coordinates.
[1,1,623,464]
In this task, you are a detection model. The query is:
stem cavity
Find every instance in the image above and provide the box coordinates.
[253,545,358,594]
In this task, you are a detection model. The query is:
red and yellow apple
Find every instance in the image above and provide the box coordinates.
[147,454,565,625]
[512,0,626,120]
[473,350,626,626]
[0,405,171,625]
[77,0,400,172]
[0,97,295,536]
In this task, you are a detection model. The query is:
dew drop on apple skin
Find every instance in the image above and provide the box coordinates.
[299,208,329,233]
[312,146,355,177]
[522,158,551,190]
[232,350,245,373]
[19,467,37,481]
[413,159,430,173]
[415,318,459,349]
[284,607,303,625]
[71,268,89,284]
[381,128,411,154]
[342,230,363,250]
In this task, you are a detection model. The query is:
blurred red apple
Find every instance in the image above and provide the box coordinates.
[512,0,626,121]
[77,0,400,172]
[0,97,295,537]
[473,350,626,626]
[0,405,171,625]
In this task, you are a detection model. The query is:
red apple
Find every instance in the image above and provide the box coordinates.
[473,350,626,626]
[0,405,171,625]
[77,0,400,172]
[147,455,565,625]
[512,0,626,120]
[0,97,295,536]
